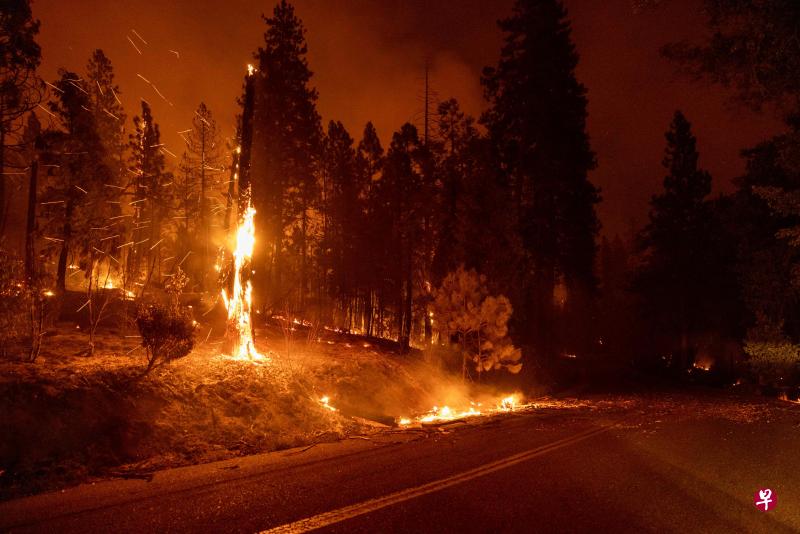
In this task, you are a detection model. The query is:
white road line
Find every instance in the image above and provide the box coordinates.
[260,422,616,534]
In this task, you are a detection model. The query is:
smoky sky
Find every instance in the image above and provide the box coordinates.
[34,0,781,237]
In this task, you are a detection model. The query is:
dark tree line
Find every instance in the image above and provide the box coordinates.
[241,0,600,365]
[596,0,800,386]
[5,0,799,387]
[0,0,232,357]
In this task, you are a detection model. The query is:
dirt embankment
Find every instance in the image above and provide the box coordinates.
[0,326,456,500]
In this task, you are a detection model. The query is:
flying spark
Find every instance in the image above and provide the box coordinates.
[126,35,142,55]
[45,81,63,93]
[37,104,55,118]
[131,29,148,45]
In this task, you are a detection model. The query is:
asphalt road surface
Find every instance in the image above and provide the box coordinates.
[1,392,799,533]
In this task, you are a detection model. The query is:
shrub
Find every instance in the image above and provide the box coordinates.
[744,316,800,386]
[0,248,33,358]
[136,302,196,373]
[745,341,800,386]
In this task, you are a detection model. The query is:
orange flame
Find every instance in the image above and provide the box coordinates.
[319,395,337,412]
[222,198,266,361]
[399,393,522,426]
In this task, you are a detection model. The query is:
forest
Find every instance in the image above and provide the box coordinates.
[1,0,800,504]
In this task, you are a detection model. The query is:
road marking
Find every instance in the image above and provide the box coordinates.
[260,422,616,534]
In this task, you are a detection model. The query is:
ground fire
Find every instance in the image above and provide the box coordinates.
[398,393,522,425]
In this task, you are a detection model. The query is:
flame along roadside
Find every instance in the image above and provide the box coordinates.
[259,421,620,534]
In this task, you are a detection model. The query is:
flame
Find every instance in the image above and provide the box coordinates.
[418,405,481,423]
[399,393,522,426]
[319,395,337,412]
[222,198,266,361]
[499,395,517,411]
[781,395,800,405]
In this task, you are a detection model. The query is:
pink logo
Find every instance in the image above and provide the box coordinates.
[754,488,776,512]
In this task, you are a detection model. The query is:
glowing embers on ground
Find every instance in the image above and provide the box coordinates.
[221,198,266,361]
[398,394,522,426]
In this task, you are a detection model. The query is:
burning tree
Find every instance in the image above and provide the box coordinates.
[219,63,265,362]
[221,194,264,361]
[433,265,522,380]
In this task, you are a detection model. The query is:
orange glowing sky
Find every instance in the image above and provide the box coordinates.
[34,0,781,236]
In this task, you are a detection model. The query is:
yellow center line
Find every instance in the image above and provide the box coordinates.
[260,422,617,534]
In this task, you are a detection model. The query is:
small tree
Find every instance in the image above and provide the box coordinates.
[433,265,522,380]
[0,245,52,361]
[84,253,118,356]
[136,303,195,373]
[165,266,189,312]
[137,266,194,372]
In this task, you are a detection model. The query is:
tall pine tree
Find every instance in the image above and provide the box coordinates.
[481,0,599,357]
[380,123,425,350]
[251,0,322,315]
[0,0,41,235]
[86,49,126,186]
[320,120,359,325]
[357,122,385,336]
[185,102,222,289]
[635,111,714,371]
[42,70,117,291]
[127,101,172,290]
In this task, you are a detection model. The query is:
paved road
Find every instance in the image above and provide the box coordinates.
[1,394,798,533]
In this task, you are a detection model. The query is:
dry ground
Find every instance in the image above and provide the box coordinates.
[0,321,452,500]
[2,319,793,503]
